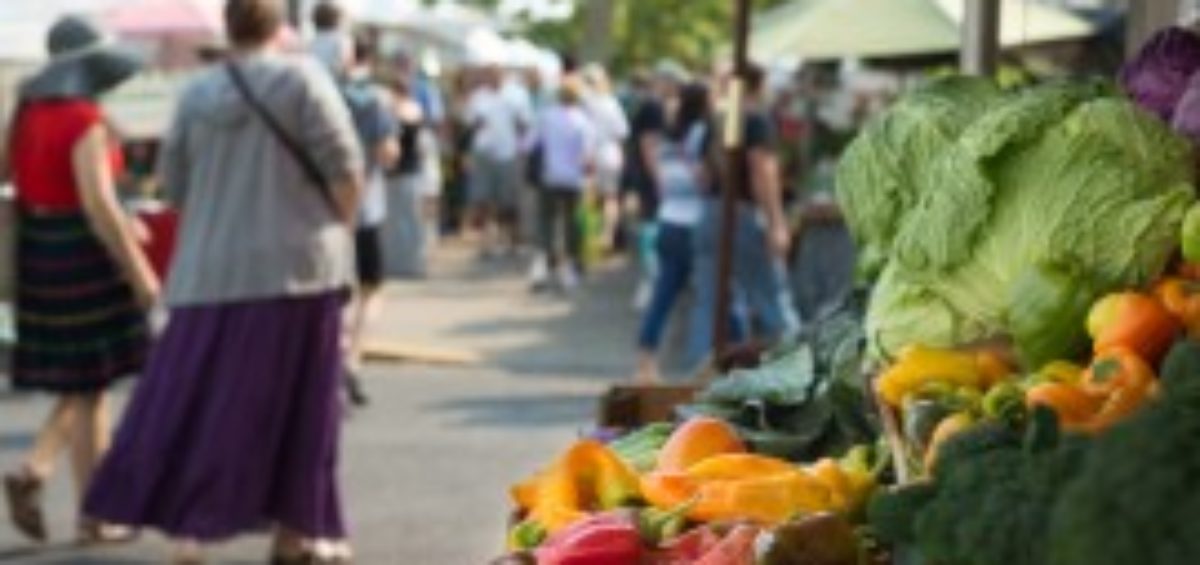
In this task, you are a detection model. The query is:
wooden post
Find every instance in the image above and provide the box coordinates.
[961,0,1001,76]
[288,0,304,30]
[714,0,753,356]
[1127,0,1185,57]
[581,0,616,64]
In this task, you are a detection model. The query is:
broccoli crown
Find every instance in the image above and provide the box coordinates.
[929,421,1022,482]
[866,482,938,545]
[905,411,1087,565]
[1049,396,1200,565]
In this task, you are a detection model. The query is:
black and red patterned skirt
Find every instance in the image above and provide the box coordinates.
[11,209,147,393]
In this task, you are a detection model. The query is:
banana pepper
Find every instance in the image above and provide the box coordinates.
[509,440,641,538]
[641,454,830,525]
[876,345,1012,407]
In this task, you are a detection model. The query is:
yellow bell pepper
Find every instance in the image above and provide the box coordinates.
[877,345,1008,407]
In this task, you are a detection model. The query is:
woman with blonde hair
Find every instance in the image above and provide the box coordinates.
[530,77,597,291]
[3,15,157,544]
[83,0,364,562]
[581,64,630,251]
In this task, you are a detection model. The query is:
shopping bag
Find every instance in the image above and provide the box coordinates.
[134,203,178,281]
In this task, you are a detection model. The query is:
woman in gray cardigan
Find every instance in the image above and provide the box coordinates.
[84,1,364,562]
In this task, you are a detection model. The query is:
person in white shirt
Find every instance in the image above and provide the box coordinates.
[529,77,596,291]
[465,65,530,257]
[581,65,630,252]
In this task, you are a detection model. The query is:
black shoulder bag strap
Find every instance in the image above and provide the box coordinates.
[225,62,339,214]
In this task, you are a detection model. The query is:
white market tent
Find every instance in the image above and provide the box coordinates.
[749,0,1097,61]
[347,0,556,70]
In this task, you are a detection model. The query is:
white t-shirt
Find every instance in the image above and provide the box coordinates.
[586,94,629,172]
[466,84,530,161]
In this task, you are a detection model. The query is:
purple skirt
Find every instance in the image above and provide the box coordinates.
[84,292,347,541]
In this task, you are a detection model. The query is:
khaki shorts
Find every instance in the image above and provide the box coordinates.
[469,155,521,211]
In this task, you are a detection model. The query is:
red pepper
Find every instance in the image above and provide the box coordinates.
[535,512,644,565]
[694,524,760,565]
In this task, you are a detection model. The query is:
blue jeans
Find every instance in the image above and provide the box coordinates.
[687,201,802,366]
[637,223,693,350]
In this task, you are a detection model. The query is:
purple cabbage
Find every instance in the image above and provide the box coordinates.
[1120,27,1200,122]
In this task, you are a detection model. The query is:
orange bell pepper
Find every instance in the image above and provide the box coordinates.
[1155,277,1200,337]
[1078,348,1159,433]
[656,417,746,472]
[1025,382,1104,431]
[1087,292,1180,364]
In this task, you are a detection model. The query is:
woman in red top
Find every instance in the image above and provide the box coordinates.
[2,16,158,544]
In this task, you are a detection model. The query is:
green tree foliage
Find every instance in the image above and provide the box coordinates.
[450,0,792,72]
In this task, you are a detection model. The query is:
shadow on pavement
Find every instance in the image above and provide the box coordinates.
[0,542,155,564]
[0,431,34,454]
[426,392,596,429]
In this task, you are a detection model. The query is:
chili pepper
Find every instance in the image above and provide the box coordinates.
[1155,277,1200,337]
[876,345,1000,407]
[1087,291,1180,364]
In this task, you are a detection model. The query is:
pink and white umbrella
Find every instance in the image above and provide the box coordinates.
[104,0,224,39]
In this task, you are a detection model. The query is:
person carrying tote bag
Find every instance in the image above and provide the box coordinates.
[82,1,365,563]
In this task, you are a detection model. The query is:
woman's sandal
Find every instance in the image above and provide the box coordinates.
[271,547,319,565]
[77,519,139,546]
[171,540,205,565]
[3,470,47,542]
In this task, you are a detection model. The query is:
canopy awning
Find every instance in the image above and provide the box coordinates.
[749,0,1097,61]
[103,0,223,38]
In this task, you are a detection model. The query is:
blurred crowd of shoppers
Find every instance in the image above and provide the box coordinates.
[1,0,879,560]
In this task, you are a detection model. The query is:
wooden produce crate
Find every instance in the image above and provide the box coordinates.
[597,383,701,428]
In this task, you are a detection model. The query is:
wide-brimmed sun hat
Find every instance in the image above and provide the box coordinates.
[20,16,144,100]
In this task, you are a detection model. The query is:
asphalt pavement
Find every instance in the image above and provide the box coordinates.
[0,243,660,564]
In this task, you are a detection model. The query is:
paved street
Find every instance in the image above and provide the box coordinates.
[0,243,652,564]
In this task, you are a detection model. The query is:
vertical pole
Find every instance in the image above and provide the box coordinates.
[581,0,616,65]
[714,0,753,356]
[961,0,1001,76]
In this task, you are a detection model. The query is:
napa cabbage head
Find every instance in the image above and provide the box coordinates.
[837,78,1196,360]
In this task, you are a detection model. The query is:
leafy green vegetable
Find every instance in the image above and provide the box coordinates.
[838,78,1196,358]
[836,77,1004,278]
[680,293,877,462]
[1007,263,1098,369]
[700,345,818,406]
[609,422,674,474]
